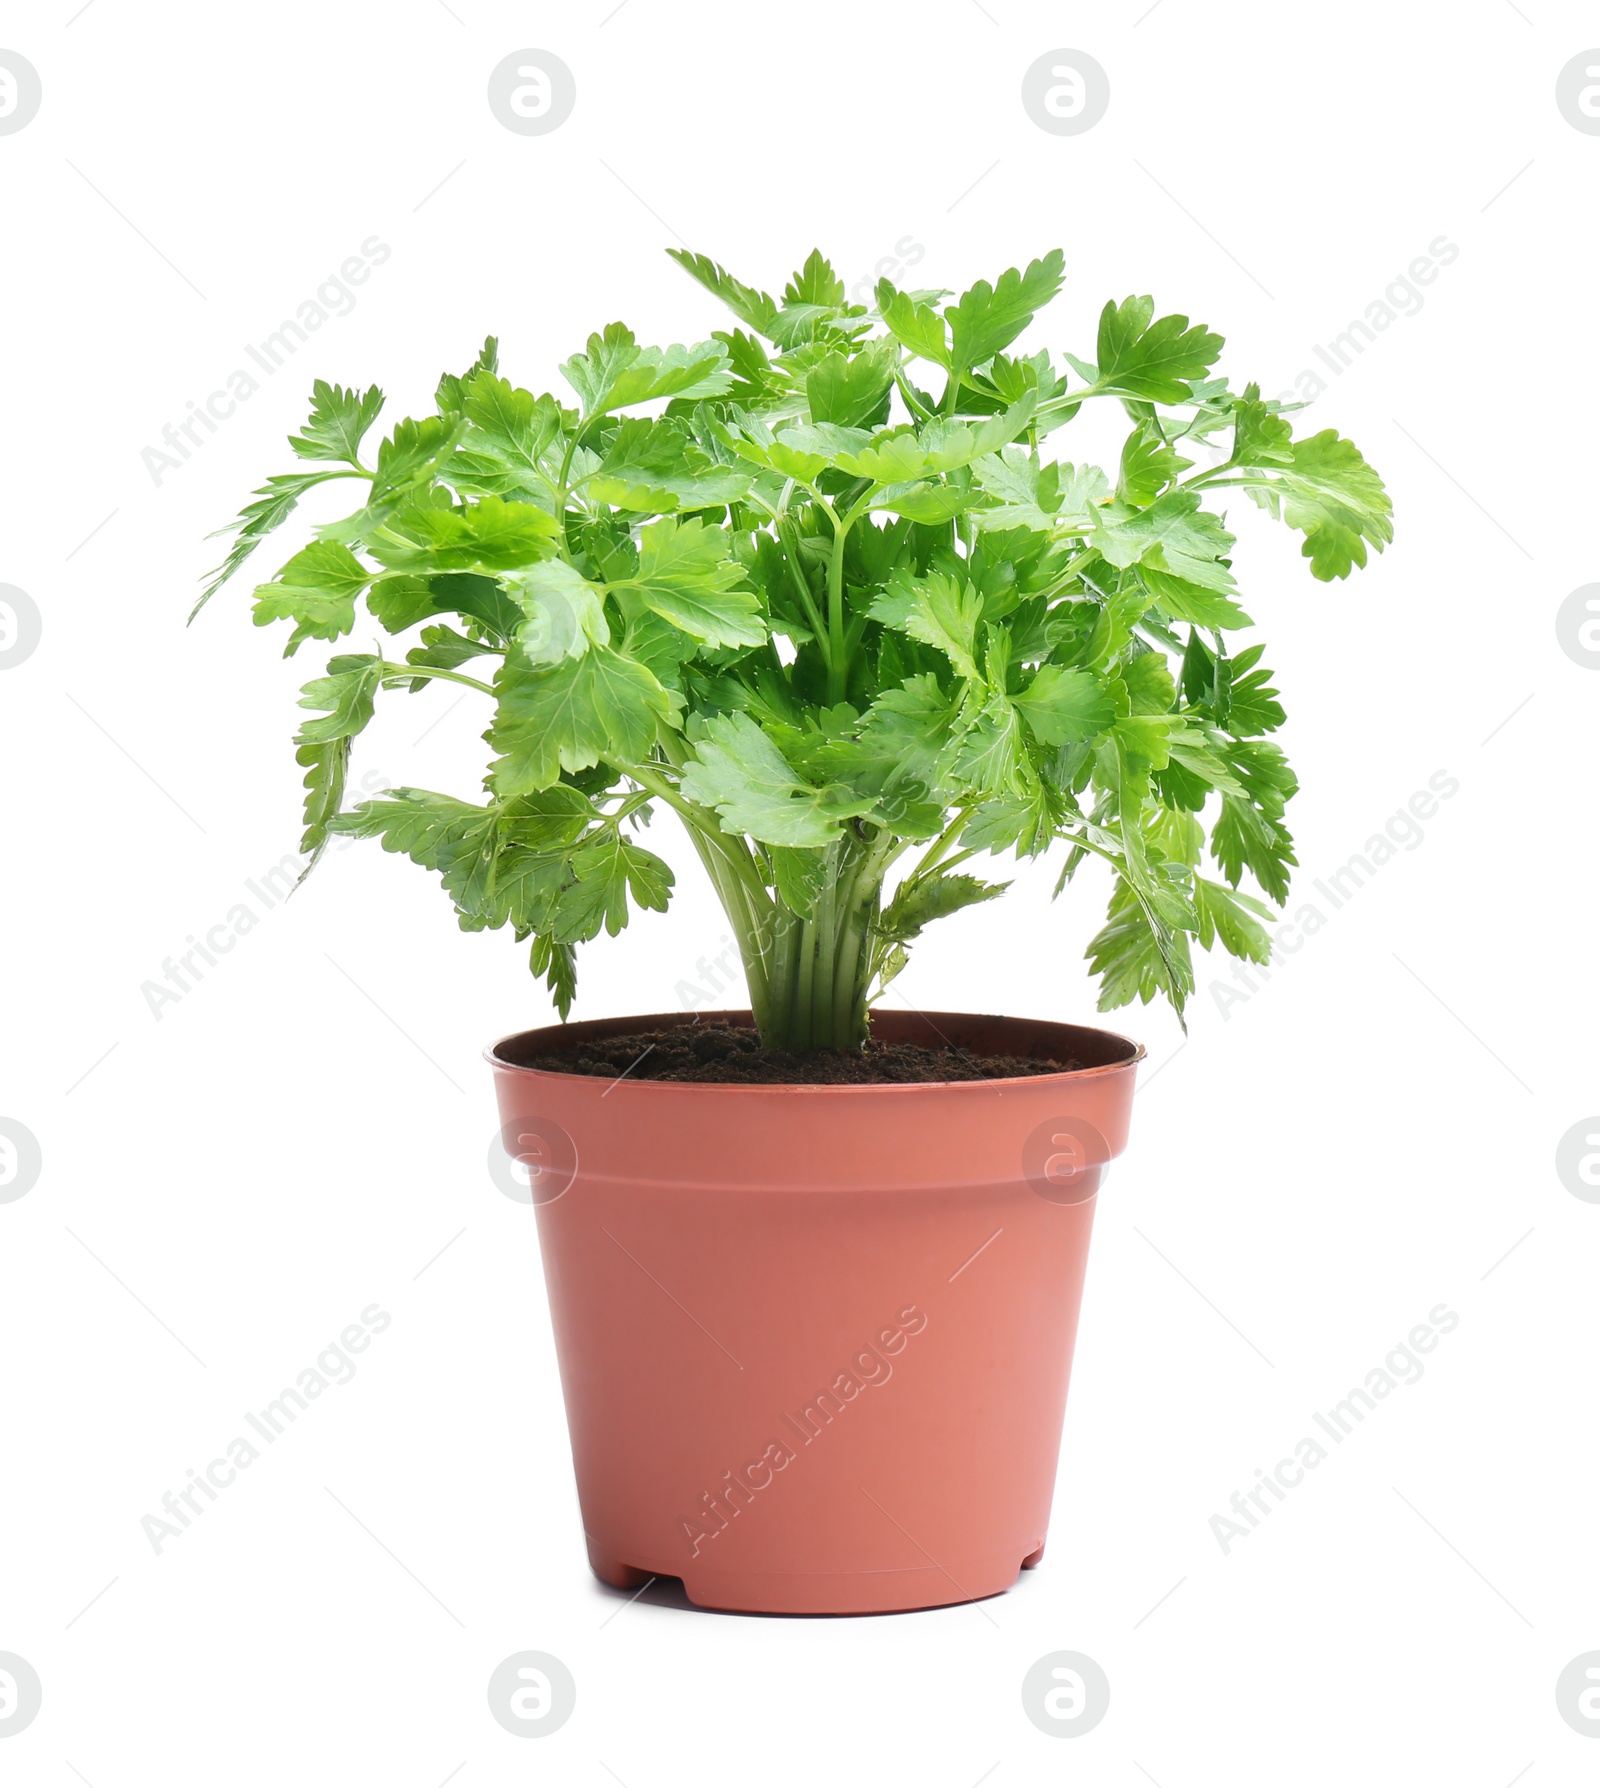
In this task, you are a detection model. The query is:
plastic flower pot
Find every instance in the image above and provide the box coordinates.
[488,1007,1143,1615]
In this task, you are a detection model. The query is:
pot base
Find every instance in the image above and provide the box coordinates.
[590,1536,1041,1615]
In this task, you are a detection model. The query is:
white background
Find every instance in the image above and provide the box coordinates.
[2,1,1597,1782]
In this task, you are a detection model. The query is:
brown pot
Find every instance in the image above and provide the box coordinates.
[487,1007,1143,1615]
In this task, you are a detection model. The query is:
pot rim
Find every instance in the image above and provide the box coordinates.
[485,1006,1147,1093]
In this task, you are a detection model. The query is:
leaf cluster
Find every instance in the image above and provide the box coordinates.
[200,251,1391,1023]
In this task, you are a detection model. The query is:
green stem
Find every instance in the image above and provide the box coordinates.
[778,518,830,665]
[603,789,653,826]
[791,913,817,1051]
[1031,547,1099,606]
[826,522,849,704]
[762,903,800,1041]
[908,807,970,883]
[939,367,966,416]
[832,916,868,1041]
[810,847,840,1043]
[633,746,794,1036]
[644,737,895,1052]
[379,662,497,696]
[830,837,884,1042]
[678,821,779,1035]
[1031,386,1103,432]
[895,368,935,423]
[555,419,592,497]
[929,845,977,876]
[552,411,615,559]
[684,852,894,1054]
[1180,473,1259,493]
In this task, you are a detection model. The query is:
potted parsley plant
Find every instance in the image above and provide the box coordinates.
[199,247,1389,1612]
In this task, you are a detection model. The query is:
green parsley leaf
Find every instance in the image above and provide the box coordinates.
[1241,429,1394,580]
[680,712,874,847]
[807,338,897,428]
[504,561,610,664]
[288,380,385,465]
[1013,664,1114,746]
[868,568,982,679]
[252,542,371,653]
[616,517,766,649]
[1193,875,1274,962]
[667,249,780,336]
[295,653,383,744]
[876,280,950,369]
[295,735,349,874]
[880,872,1008,943]
[194,469,352,618]
[946,250,1066,374]
[1093,296,1224,402]
[489,647,675,794]
[367,496,561,574]
[553,834,674,941]
[561,323,733,418]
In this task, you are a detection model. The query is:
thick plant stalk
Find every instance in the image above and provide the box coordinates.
[679,816,890,1052]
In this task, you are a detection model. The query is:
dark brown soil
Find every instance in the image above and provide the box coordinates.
[518,1023,1080,1085]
